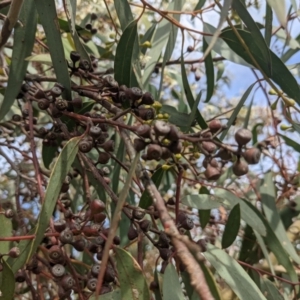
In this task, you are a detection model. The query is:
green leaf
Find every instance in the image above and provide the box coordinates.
[181,51,207,129]
[265,3,273,46]
[115,247,150,300]
[0,0,37,121]
[243,96,254,129]
[181,194,223,210]
[220,28,300,104]
[0,260,15,300]
[266,0,286,28]
[114,20,137,87]
[239,225,259,264]
[42,144,57,169]
[25,53,52,64]
[260,173,300,264]
[140,23,157,55]
[214,188,266,236]
[199,209,211,229]
[232,0,271,72]
[260,278,284,300]
[114,0,133,29]
[139,169,165,209]
[192,0,205,15]
[203,23,252,67]
[222,204,241,248]
[279,134,300,153]
[8,137,80,272]
[163,264,185,300]
[204,244,267,300]
[220,82,256,141]
[252,123,263,145]
[0,215,12,255]
[65,0,91,63]
[153,270,163,300]
[203,39,214,102]
[34,0,71,100]
[241,200,298,288]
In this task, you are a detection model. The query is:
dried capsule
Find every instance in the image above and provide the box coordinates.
[157,232,170,248]
[133,208,145,220]
[11,114,22,122]
[61,275,75,290]
[159,248,172,261]
[216,148,233,160]
[204,163,221,181]
[208,119,222,133]
[136,124,151,138]
[97,151,111,164]
[177,212,194,230]
[91,264,100,277]
[127,87,143,101]
[104,265,115,283]
[70,51,81,63]
[8,247,20,258]
[113,236,121,245]
[232,158,249,176]
[235,128,252,146]
[71,97,82,108]
[166,125,179,141]
[51,264,65,278]
[100,140,114,152]
[4,209,14,219]
[154,120,171,136]
[79,139,93,153]
[87,278,97,291]
[196,238,207,252]
[59,229,73,244]
[38,98,50,110]
[72,237,87,252]
[48,245,63,261]
[105,75,118,88]
[54,220,67,233]
[139,219,151,232]
[146,144,162,160]
[55,99,68,111]
[136,107,155,120]
[79,59,91,71]
[128,223,138,240]
[202,141,217,154]
[50,86,62,98]
[168,140,182,154]
[133,138,147,152]
[15,270,26,283]
[89,126,102,138]
[93,212,106,224]
[243,148,261,165]
[141,92,154,105]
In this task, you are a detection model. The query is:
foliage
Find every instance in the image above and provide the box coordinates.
[0,0,299,299]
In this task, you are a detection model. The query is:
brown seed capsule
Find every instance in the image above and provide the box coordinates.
[128,223,138,240]
[11,114,22,122]
[133,138,147,152]
[105,75,118,88]
[177,212,194,230]
[113,236,121,245]
[59,229,73,244]
[136,124,151,138]
[50,86,62,98]
[235,128,252,146]
[87,278,97,291]
[208,119,222,133]
[89,126,102,138]
[187,45,194,52]
[136,107,155,120]
[141,92,154,105]
[168,140,182,154]
[70,51,81,63]
[133,208,145,220]
[97,151,111,164]
[196,238,207,252]
[100,140,114,152]
[157,232,170,248]
[38,98,50,110]
[166,125,179,141]
[139,219,151,232]
[53,220,67,233]
[15,270,26,282]
[104,265,115,283]
[232,158,249,176]
[126,87,143,101]
[161,147,172,159]
[71,97,82,108]
[216,148,233,160]
[79,59,91,71]
[93,212,106,224]
[90,199,105,215]
[150,281,159,291]
[147,144,162,160]
[243,148,261,165]
[61,275,75,290]
[204,163,221,181]
[55,99,68,111]
[159,248,171,261]
[91,264,101,277]
[72,237,87,252]
[51,264,65,278]
[8,247,20,258]
[202,141,217,154]
[79,139,93,153]
[154,120,171,136]
[48,245,63,261]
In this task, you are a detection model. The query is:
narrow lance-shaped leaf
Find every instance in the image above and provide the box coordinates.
[34,0,71,100]
[222,204,241,248]
[8,137,80,272]
[114,20,137,87]
[232,0,271,73]
[0,260,15,300]
[266,0,286,28]
[163,264,185,300]
[115,247,150,300]
[265,3,273,47]
[0,0,37,121]
[260,173,300,264]
[203,38,214,102]
[205,244,267,300]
